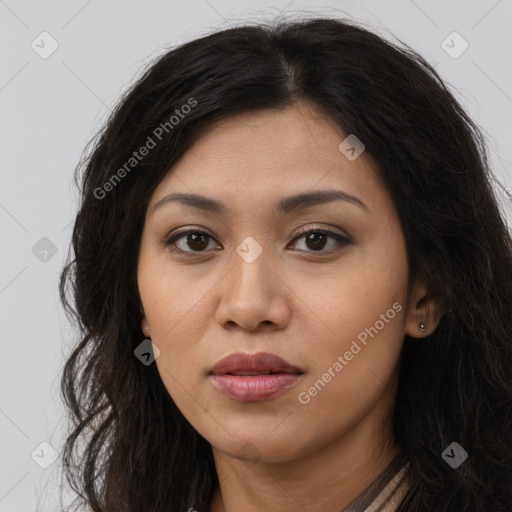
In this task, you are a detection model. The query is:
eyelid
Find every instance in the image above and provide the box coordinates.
[163,226,216,243]
[292,223,350,240]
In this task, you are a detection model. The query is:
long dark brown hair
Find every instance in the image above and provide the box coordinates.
[59,16,512,511]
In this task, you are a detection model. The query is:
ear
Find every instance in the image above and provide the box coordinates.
[405,277,444,338]
[140,307,151,337]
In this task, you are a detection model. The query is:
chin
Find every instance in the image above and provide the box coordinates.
[209,429,315,464]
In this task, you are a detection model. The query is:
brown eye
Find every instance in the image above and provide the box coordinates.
[165,230,219,253]
[289,228,351,253]
[302,231,329,251]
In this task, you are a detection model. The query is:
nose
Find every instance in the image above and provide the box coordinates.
[214,247,291,333]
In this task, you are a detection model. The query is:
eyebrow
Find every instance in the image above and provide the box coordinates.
[152,189,369,216]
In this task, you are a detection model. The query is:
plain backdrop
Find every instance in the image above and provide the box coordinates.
[1,1,511,510]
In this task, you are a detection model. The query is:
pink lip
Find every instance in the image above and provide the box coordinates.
[211,374,301,401]
[210,352,303,402]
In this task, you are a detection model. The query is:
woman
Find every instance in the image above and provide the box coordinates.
[59,16,512,512]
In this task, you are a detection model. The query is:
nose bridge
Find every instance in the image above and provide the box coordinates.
[215,235,290,330]
[230,236,275,304]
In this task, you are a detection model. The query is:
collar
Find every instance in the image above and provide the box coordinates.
[343,452,410,512]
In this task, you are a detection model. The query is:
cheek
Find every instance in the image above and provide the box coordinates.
[137,259,228,403]
[138,245,211,338]
[137,249,209,386]
[298,235,408,398]
[293,303,405,449]
[312,251,407,347]
[139,278,210,371]
[299,300,405,396]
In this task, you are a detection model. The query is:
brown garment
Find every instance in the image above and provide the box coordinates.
[343,452,410,512]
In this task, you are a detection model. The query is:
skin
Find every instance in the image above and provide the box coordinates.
[137,101,443,512]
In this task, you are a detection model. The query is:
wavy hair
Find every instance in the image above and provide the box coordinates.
[59,16,512,511]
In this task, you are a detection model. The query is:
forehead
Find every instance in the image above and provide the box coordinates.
[180,103,348,171]
[148,102,383,214]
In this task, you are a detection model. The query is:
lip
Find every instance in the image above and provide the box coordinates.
[210,352,303,402]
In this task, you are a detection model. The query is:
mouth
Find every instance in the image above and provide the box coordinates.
[224,370,296,376]
[210,351,303,376]
[209,352,303,402]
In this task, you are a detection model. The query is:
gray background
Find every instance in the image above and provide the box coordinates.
[1,0,511,510]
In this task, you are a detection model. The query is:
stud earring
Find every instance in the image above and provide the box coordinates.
[418,322,428,333]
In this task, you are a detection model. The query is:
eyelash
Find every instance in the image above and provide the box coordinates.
[163,225,351,256]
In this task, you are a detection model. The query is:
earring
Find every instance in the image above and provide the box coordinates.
[418,322,428,333]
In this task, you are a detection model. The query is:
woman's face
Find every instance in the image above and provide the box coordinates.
[137,102,427,463]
